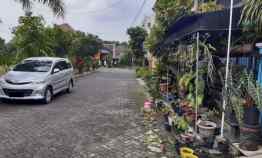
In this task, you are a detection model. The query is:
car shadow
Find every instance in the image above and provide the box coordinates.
[0,91,73,106]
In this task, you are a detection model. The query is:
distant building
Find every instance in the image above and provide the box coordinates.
[103,42,128,65]
[115,45,128,60]
[94,47,112,66]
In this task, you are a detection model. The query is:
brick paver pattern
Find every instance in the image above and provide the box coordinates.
[0,68,146,158]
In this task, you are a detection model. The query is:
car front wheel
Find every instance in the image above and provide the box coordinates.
[43,87,52,104]
[66,80,73,93]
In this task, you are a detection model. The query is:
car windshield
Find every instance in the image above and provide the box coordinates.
[13,60,53,72]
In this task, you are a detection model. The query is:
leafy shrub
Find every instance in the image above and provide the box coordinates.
[136,67,152,79]
[146,74,161,99]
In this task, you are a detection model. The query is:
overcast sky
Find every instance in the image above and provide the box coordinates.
[0,0,156,42]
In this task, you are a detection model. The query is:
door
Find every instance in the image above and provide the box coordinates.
[60,60,72,89]
[51,61,67,93]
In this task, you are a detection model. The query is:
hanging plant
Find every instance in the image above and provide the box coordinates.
[199,41,216,83]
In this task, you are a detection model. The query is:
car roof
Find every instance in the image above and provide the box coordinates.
[24,57,68,62]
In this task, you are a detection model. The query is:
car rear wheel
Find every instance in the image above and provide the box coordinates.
[43,87,52,104]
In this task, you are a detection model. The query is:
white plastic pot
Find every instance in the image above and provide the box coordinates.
[197,120,217,138]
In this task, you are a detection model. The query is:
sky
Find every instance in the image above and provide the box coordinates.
[0,0,156,42]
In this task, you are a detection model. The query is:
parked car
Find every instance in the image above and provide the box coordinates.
[0,57,74,104]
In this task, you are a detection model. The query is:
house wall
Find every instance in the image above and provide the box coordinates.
[228,56,259,77]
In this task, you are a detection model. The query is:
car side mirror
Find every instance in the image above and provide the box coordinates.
[53,68,60,74]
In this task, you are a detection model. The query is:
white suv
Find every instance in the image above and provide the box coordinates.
[0,57,74,104]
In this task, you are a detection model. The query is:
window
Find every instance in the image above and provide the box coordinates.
[13,60,52,72]
[66,61,72,69]
[60,61,68,70]
[52,61,64,72]
[52,60,72,73]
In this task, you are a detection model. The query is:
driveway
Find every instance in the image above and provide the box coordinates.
[0,68,146,158]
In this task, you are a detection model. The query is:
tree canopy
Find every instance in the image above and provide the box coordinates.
[18,0,65,17]
[127,26,147,60]
[71,32,103,58]
[12,14,54,59]
[45,26,74,57]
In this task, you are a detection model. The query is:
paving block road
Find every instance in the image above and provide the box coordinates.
[0,68,147,158]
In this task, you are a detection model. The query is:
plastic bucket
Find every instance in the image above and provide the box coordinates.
[180,147,198,158]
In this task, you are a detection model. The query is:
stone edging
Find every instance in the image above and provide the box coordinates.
[74,70,97,80]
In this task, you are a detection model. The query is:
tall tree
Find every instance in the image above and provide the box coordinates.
[127,27,147,65]
[12,14,54,59]
[45,26,74,57]
[145,24,164,52]
[71,32,103,58]
[17,0,65,16]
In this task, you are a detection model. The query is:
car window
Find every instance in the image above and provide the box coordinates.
[66,61,72,69]
[53,61,64,72]
[13,60,52,72]
[52,60,70,73]
[60,61,68,70]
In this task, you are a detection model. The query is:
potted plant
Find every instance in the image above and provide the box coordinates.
[174,117,189,134]
[197,120,217,138]
[240,95,260,151]
[235,71,262,151]
[242,95,260,127]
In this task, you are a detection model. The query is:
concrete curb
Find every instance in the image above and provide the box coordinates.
[74,70,97,80]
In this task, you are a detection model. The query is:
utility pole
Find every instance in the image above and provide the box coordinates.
[220,0,234,138]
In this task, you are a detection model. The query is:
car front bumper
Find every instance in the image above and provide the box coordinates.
[0,94,45,100]
[0,83,46,100]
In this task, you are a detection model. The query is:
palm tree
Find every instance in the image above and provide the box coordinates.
[241,0,262,33]
[0,0,64,23]
[18,0,65,17]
